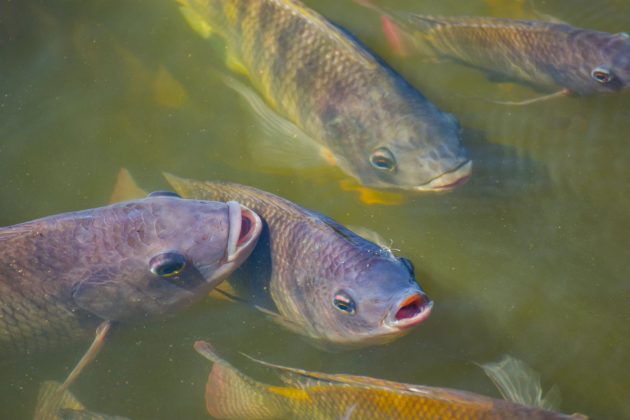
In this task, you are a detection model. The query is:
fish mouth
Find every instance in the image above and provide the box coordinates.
[415,160,473,192]
[386,293,433,329]
[226,201,262,263]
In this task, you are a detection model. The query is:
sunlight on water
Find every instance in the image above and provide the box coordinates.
[1,0,629,418]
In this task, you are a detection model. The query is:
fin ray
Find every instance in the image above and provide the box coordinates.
[222,75,326,170]
[480,355,561,410]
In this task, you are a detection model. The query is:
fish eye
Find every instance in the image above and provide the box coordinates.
[400,257,415,275]
[332,291,356,315]
[149,252,187,278]
[591,67,613,84]
[369,147,396,172]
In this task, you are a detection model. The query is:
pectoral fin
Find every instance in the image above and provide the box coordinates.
[339,179,406,206]
[222,75,327,170]
[253,305,304,335]
[487,89,571,106]
[480,355,561,411]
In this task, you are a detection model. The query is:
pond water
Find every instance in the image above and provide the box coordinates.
[1,0,629,418]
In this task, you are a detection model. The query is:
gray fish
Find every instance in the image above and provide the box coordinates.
[164,174,433,349]
[361,2,630,96]
[0,193,262,354]
[178,0,471,191]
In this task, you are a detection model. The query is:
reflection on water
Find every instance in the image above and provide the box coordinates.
[1,0,629,418]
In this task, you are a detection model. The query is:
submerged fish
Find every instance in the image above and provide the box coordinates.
[34,381,130,420]
[194,341,586,420]
[0,193,262,354]
[360,2,630,97]
[164,173,432,348]
[177,0,471,191]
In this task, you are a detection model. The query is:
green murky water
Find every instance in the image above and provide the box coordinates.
[1,0,629,418]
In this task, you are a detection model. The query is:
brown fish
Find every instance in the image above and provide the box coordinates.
[177,0,471,191]
[359,2,630,97]
[194,340,587,420]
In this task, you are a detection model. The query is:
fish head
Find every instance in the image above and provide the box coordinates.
[305,252,432,348]
[603,34,630,91]
[576,32,630,93]
[71,195,262,321]
[361,112,472,192]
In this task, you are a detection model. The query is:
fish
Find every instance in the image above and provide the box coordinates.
[163,173,432,348]
[194,340,587,419]
[358,2,630,98]
[177,0,471,192]
[0,193,262,354]
[33,381,130,420]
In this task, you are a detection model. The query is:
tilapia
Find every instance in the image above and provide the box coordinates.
[359,2,630,97]
[194,341,587,420]
[0,193,261,354]
[177,0,471,191]
[164,173,432,348]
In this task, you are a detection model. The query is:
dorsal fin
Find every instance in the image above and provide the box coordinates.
[480,355,561,410]
[147,191,181,199]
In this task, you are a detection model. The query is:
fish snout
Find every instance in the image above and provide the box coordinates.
[416,160,472,192]
[387,292,433,329]
[226,201,262,263]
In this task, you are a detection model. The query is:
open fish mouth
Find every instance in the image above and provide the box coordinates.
[415,160,473,191]
[226,201,262,262]
[386,293,433,329]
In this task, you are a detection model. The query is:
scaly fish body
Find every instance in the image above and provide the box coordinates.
[0,195,262,353]
[178,0,471,191]
[165,174,432,348]
[195,341,584,420]
[387,13,630,94]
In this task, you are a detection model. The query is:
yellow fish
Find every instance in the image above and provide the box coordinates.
[194,340,587,419]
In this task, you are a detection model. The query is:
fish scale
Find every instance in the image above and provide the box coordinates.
[178,0,470,190]
[0,222,99,353]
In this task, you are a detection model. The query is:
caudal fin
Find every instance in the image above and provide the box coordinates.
[193,341,285,419]
[34,381,84,420]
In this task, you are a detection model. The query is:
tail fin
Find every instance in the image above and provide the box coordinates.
[33,381,84,420]
[194,341,285,419]
[480,355,561,411]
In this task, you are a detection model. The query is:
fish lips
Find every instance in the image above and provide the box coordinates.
[206,201,262,284]
[414,160,473,192]
[384,292,433,330]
